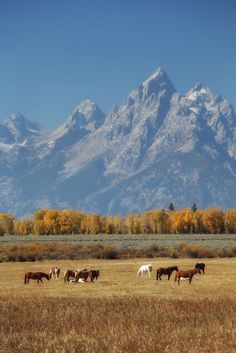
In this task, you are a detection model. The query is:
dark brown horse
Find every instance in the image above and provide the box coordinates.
[156,266,178,281]
[174,268,201,285]
[195,263,205,274]
[24,272,50,284]
[90,269,100,282]
[75,269,90,283]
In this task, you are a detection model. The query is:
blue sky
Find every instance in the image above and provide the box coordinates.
[0,0,235,127]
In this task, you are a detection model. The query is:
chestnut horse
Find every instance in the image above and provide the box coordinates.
[174,268,201,285]
[24,272,50,284]
[156,266,178,281]
[64,270,76,283]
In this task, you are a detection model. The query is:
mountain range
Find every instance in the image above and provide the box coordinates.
[1,68,236,218]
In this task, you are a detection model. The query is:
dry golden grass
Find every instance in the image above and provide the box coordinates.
[1,257,236,299]
[0,258,236,352]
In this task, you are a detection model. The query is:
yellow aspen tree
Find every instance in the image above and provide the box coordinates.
[224,208,236,233]
[0,213,15,235]
[44,209,59,235]
[202,208,224,234]
[113,215,123,234]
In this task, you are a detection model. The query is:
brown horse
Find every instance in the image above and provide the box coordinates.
[75,269,90,283]
[90,269,100,282]
[156,266,178,281]
[64,269,76,283]
[24,272,50,284]
[195,263,205,274]
[174,268,201,285]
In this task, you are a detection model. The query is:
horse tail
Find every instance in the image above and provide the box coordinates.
[24,275,27,284]
[174,272,178,283]
[64,271,68,283]
[156,270,159,280]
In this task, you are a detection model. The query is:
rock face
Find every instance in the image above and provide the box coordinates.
[1,68,236,217]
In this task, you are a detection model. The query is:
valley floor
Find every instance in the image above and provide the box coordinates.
[0,258,236,353]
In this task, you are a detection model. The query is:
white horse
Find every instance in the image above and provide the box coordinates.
[137,264,152,278]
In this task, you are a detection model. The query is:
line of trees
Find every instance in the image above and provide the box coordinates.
[1,206,236,235]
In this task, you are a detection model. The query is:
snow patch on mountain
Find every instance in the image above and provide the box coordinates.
[0,68,236,217]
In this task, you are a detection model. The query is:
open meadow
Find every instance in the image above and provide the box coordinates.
[0,257,236,353]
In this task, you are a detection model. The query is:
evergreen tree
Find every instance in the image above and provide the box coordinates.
[191,203,198,212]
[168,202,175,211]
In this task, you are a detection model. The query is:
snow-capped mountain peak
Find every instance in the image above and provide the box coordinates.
[73,99,100,117]
[45,100,106,150]
[0,112,42,144]
[187,83,213,102]
[0,68,236,218]
[65,99,105,129]
[139,67,176,99]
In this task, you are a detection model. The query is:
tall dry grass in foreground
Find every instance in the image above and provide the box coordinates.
[0,297,235,353]
[1,258,236,352]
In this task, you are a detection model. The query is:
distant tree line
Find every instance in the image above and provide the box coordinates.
[1,205,236,235]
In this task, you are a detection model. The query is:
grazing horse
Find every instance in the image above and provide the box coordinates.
[75,269,90,283]
[195,262,205,274]
[156,266,178,281]
[49,266,60,279]
[64,269,76,284]
[90,269,100,282]
[174,268,201,285]
[24,272,50,284]
[137,264,152,278]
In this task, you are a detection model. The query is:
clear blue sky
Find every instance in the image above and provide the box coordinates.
[0,0,235,127]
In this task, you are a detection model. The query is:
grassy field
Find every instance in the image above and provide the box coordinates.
[1,233,236,249]
[0,258,236,352]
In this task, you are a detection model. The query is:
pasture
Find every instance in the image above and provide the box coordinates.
[0,258,236,352]
[1,233,236,249]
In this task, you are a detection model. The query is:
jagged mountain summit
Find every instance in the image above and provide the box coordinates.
[0,68,236,217]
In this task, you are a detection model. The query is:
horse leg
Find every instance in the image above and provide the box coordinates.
[178,277,180,285]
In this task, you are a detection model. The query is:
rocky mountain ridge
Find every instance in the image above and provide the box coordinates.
[1,68,236,217]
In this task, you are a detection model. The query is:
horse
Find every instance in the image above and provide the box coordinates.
[75,269,91,283]
[24,272,50,284]
[174,268,201,285]
[156,266,178,281]
[195,262,205,274]
[90,269,100,282]
[64,269,76,283]
[137,264,152,278]
[49,266,60,279]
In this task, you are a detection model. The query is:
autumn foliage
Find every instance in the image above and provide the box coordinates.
[0,207,236,235]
